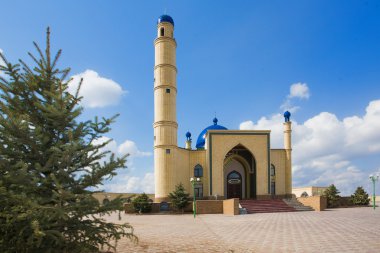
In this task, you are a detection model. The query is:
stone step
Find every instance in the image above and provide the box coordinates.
[282,198,314,211]
[240,199,296,214]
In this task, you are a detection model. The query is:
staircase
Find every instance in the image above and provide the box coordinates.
[283,198,314,211]
[239,199,296,214]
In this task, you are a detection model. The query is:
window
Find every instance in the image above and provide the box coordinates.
[270,165,276,182]
[270,164,276,195]
[270,164,276,177]
[194,184,203,199]
[166,88,170,93]
[166,149,170,154]
[194,164,203,177]
[160,28,164,36]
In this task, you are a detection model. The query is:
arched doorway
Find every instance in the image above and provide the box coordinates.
[224,144,256,199]
[227,171,242,199]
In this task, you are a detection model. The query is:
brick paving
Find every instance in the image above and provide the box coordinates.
[104,207,380,253]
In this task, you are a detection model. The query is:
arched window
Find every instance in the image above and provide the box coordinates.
[194,164,203,177]
[270,164,276,195]
[270,164,276,177]
[102,198,110,205]
[160,27,164,36]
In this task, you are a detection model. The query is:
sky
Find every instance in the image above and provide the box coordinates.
[1,0,380,196]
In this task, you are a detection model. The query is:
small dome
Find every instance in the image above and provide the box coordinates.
[196,118,227,149]
[284,111,291,122]
[186,131,191,140]
[157,15,174,26]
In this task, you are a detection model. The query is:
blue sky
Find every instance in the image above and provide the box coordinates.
[1,0,380,195]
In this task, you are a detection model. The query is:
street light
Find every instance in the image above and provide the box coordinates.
[369,174,379,210]
[190,177,201,218]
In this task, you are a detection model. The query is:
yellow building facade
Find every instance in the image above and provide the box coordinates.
[154,15,293,202]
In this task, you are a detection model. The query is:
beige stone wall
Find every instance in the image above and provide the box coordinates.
[297,196,327,211]
[196,199,239,215]
[188,149,207,195]
[196,200,223,214]
[155,147,207,201]
[156,22,174,38]
[223,198,239,215]
[293,186,328,197]
[208,130,270,197]
[154,123,178,147]
[270,149,287,195]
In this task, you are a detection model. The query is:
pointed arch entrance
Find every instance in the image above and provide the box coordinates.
[223,144,256,199]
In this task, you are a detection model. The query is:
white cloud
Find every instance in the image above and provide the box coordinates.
[104,172,155,194]
[240,113,284,148]
[240,99,380,195]
[69,70,126,108]
[289,82,310,99]
[91,137,153,193]
[92,136,151,162]
[281,82,310,112]
[90,136,151,177]
[118,140,152,157]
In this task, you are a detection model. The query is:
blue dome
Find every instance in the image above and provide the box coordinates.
[158,15,174,26]
[284,111,291,122]
[196,118,227,149]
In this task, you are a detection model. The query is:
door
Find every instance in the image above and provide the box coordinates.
[227,171,242,199]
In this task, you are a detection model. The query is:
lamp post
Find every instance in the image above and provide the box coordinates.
[369,174,379,210]
[190,177,201,218]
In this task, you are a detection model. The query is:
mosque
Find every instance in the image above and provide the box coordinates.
[153,15,293,202]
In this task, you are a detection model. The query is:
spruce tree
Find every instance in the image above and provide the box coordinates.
[0,28,136,252]
[168,183,190,213]
[131,193,152,213]
[350,186,370,206]
[323,184,341,208]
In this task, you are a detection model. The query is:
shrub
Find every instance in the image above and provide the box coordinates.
[132,193,152,213]
[168,183,190,213]
[323,184,341,208]
[350,186,370,206]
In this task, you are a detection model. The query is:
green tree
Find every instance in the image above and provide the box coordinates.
[168,183,190,213]
[350,186,370,206]
[323,184,341,208]
[131,193,152,213]
[0,28,136,253]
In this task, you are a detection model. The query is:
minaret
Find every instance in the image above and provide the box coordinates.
[154,15,177,201]
[283,111,292,196]
[185,131,192,150]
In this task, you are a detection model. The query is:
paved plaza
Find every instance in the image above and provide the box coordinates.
[107,207,380,253]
